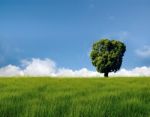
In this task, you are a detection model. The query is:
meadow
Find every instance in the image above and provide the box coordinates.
[0,77,149,117]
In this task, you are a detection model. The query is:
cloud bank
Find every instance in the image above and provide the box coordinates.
[0,58,150,77]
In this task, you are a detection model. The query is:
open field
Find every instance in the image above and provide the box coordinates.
[0,77,149,117]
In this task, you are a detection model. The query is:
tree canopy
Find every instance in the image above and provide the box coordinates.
[90,39,126,77]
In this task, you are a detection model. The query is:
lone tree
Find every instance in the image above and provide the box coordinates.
[90,39,126,77]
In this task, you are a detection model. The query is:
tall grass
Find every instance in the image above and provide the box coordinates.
[0,77,149,117]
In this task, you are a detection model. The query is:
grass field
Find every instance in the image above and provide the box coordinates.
[0,77,149,117]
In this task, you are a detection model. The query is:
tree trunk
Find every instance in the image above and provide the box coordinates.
[104,72,108,77]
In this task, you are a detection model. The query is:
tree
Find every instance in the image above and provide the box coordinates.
[90,39,126,77]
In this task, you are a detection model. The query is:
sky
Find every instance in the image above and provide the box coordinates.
[0,0,150,76]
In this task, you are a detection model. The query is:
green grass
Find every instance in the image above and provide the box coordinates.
[0,77,149,117]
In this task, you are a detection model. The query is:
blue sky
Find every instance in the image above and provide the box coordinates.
[0,0,150,70]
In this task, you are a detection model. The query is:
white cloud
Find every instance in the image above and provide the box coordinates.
[136,46,150,58]
[57,68,101,77]
[111,66,150,77]
[22,58,56,76]
[0,58,150,77]
[0,65,24,76]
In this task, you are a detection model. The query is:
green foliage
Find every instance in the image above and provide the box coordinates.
[0,77,150,117]
[90,39,126,77]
